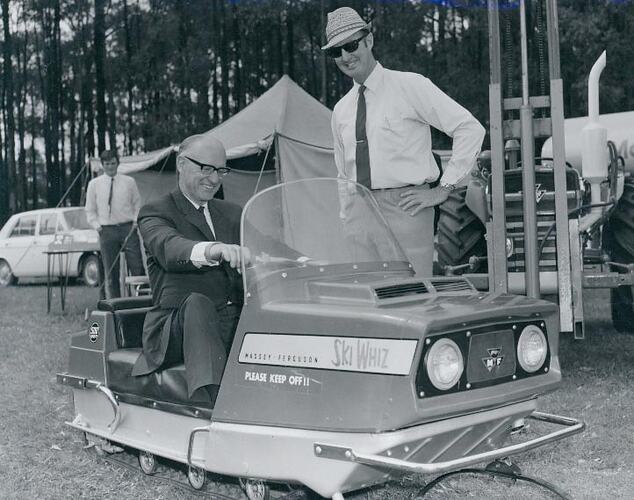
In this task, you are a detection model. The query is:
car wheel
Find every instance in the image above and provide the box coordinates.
[0,260,16,287]
[81,255,101,287]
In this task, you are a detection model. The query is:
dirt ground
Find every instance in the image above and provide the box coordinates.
[0,284,632,499]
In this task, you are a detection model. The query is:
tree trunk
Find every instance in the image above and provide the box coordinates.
[94,0,107,154]
[231,2,243,111]
[0,86,6,223]
[107,88,117,151]
[32,30,45,210]
[211,0,220,125]
[306,8,318,96]
[320,0,327,104]
[77,101,85,206]
[41,2,62,206]
[122,0,135,154]
[2,0,16,214]
[286,0,294,80]
[56,5,67,205]
[276,13,283,77]
[83,41,95,159]
[17,25,28,210]
[219,0,230,120]
[176,1,190,127]
[68,92,78,205]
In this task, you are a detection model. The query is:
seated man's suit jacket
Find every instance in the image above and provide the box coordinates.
[132,189,243,377]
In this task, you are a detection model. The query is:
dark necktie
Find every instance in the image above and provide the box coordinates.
[108,177,114,215]
[197,205,215,239]
[355,84,371,188]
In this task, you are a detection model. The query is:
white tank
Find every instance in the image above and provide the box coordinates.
[581,121,609,181]
[541,111,634,174]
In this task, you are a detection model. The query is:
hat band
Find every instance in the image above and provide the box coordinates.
[327,21,367,43]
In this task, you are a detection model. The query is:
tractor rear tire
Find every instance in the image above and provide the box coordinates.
[607,180,634,333]
[436,187,487,274]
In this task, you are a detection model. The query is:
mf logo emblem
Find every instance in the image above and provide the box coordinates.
[482,347,504,372]
[89,322,100,343]
[535,183,547,203]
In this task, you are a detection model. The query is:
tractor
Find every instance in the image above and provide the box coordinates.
[436,0,634,339]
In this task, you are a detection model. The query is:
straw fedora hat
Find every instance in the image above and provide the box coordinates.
[321,7,370,50]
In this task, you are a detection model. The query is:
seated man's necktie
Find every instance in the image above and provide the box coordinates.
[197,205,216,240]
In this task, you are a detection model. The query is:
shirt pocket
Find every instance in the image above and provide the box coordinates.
[378,106,419,154]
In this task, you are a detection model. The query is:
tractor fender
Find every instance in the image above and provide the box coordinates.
[465,176,490,225]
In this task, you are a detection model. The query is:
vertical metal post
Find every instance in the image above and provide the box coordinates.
[487,0,508,294]
[519,0,540,298]
[546,0,574,332]
[320,0,327,104]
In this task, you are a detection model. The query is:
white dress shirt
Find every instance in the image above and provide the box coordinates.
[85,173,141,230]
[331,63,485,188]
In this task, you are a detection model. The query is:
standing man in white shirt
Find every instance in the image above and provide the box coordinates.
[324,7,485,276]
[85,149,145,298]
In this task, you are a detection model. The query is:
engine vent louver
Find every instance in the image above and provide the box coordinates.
[374,282,428,299]
[430,278,473,293]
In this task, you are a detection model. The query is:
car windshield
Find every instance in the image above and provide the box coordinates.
[64,209,91,230]
[241,178,409,298]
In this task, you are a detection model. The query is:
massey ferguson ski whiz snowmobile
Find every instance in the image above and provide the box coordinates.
[58,178,583,499]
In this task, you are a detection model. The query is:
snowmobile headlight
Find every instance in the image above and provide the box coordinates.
[425,338,464,390]
[517,325,548,373]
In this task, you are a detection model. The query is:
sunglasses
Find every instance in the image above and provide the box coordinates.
[184,156,231,176]
[325,32,369,59]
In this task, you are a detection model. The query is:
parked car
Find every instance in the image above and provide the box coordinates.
[0,207,101,287]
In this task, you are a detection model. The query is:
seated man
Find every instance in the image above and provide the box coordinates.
[131,134,249,404]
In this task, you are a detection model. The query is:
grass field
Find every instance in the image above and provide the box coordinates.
[0,284,632,499]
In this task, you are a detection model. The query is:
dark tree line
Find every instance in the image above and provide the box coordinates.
[0,0,632,224]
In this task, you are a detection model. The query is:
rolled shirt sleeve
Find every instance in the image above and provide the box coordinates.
[404,74,485,186]
[130,179,142,221]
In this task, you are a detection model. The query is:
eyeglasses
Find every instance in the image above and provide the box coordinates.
[325,32,369,59]
[184,156,231,176]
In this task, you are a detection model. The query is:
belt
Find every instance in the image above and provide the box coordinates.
[101,221,134,227]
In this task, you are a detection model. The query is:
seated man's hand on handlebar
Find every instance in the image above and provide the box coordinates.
[204,243,252,269]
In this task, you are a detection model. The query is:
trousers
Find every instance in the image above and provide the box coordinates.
[163,293,242,397]
[372,185,435,277]
[99,222,145,298]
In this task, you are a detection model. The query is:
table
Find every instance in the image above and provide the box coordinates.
[45,242,99,313]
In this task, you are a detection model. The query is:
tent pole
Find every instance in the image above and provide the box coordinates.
[253,138,273,196]
[57,161,90,208]
[274,133,281,184]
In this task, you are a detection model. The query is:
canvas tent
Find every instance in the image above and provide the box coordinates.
[89,75,336,207]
